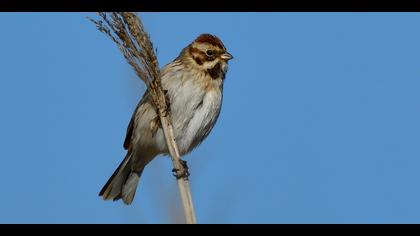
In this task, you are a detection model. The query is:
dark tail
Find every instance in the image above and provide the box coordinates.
[99,153,143,205]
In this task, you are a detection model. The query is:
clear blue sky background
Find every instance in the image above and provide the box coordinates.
[0,13,419,223]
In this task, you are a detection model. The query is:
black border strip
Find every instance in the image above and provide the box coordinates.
[1,0,420,12]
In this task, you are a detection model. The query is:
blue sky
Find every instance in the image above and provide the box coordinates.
[1,13,420,223]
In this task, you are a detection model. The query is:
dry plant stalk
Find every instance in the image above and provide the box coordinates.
[90,12,196,224]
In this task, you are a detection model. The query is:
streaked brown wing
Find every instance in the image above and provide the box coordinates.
[123,90,151,150]
[123,114,135,150]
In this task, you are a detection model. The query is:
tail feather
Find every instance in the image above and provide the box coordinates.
[122,172,141,204]
[99,153,143,205]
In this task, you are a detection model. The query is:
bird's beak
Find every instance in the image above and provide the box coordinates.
[220,52,233,61]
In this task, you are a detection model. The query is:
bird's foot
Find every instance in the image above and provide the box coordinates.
[172,160,190,179]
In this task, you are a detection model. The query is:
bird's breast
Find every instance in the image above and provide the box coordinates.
[163,71,223,155]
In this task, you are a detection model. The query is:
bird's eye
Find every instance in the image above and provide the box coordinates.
[206,50,214,57]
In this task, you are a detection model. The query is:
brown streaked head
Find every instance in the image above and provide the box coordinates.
[194,34,226,51]
[185,34,233,75]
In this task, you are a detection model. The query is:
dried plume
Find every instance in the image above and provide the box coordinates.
[90,12,196,224]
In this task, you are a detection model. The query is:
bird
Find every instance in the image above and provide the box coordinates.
[99,34,233,205]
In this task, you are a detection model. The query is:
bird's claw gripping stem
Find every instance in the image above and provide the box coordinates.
[172,160,190,179]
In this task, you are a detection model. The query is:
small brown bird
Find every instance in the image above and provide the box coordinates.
[99,34,233,204]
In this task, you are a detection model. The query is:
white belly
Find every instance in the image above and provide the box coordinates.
[175,89,222,154]
[153,70,223,155]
